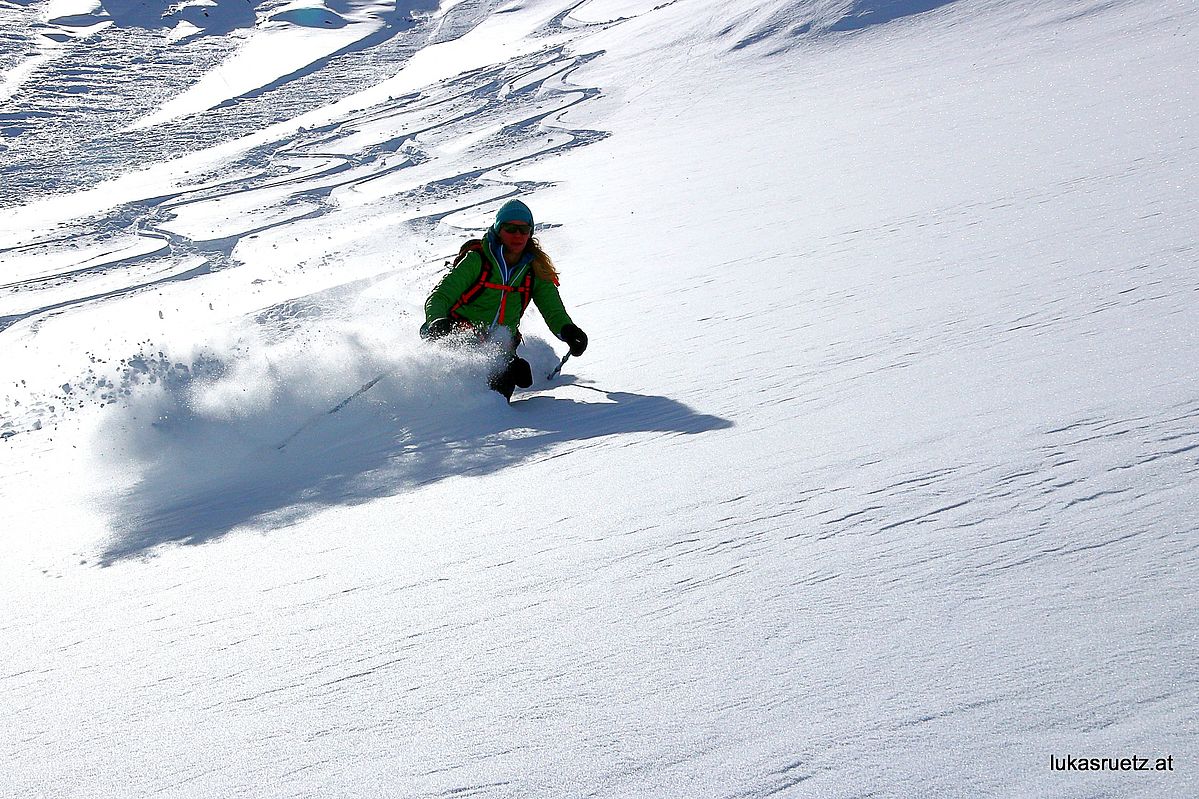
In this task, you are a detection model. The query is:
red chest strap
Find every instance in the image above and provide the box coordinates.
[449,244,535,325]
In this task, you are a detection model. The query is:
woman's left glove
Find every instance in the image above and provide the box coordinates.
[560,323,588,357]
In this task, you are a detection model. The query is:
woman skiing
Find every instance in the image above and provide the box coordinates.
[420,199,588,399]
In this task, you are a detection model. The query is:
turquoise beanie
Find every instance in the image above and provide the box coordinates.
[493,199,534,232]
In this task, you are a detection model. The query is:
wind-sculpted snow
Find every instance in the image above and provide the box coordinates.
[39,0,437,35]
[2,0,1198,796]
[722,0,961,51]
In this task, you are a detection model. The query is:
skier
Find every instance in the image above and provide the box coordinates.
[420,199,588,399]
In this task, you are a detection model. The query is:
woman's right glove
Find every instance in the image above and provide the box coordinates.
[421,318,455,341]
[560,323,588,357]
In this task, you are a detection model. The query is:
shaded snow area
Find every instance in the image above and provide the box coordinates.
[2,0,1197,795]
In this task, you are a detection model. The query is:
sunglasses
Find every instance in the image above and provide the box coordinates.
[499,223,532,235]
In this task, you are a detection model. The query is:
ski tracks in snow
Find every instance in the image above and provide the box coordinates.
[0,27,614,440]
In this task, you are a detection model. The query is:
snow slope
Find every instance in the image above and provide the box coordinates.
[2,0,1197,796]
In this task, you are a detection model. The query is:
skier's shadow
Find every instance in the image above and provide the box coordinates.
[99,380,733,563]
[404,380,734,484]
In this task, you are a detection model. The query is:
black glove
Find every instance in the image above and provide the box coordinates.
[560,324,588,357]
[421,318,454,341]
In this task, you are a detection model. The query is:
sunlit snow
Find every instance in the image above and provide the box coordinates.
[1,0,1196,796]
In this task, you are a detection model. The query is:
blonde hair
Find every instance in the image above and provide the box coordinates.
[454,233,559,285]
[527,237,559,285]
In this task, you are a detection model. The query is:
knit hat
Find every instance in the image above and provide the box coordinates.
[493,199,534,233]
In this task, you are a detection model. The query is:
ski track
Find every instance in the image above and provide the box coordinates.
[1,34,613,439]
[1,43,606,319]
[0,1,477,203]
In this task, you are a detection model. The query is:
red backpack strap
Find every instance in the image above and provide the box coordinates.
[517,269,535,313]
[448,240,488,320]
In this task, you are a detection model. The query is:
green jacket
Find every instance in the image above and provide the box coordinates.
[424,233,573,339]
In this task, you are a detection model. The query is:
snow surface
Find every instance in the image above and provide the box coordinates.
[2,0,1197,796]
